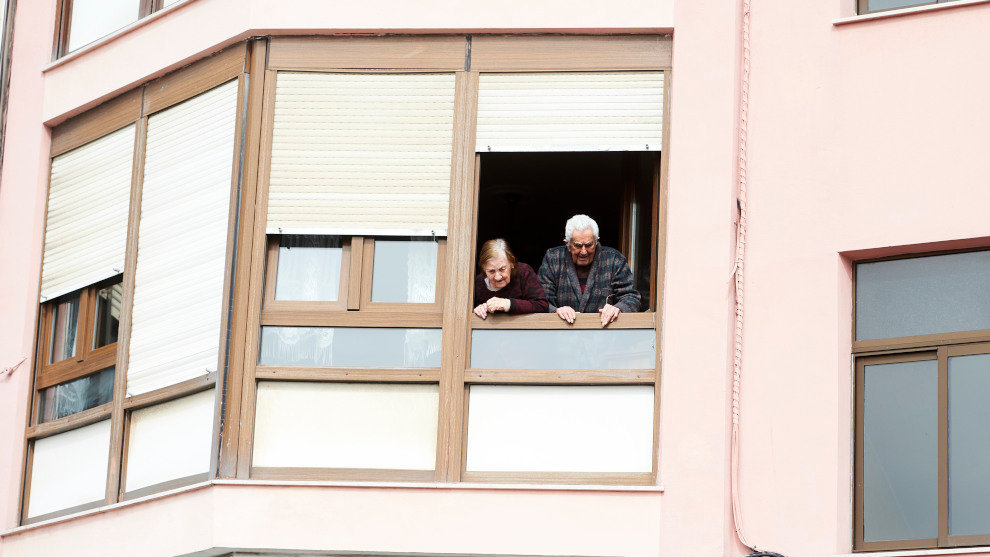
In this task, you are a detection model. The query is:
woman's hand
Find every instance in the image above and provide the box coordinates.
[486,297,510,313]
[473,303,489,319]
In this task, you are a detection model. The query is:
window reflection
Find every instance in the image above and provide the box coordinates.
[371,238,438,303]
[275,235,343,302]
[259,326,442,368]
[38,367,114,422]
[93,281,122,349]
[49,295,80,364]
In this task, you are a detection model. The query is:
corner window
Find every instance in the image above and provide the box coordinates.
[854,249,990,550]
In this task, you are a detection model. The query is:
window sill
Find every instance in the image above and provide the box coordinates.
[471,311,656,329]
[1,478,664,537]
[833,0,990,26]
[43,0,199,72]
[837,548,990,556]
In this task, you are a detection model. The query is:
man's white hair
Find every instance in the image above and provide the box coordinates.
[564,214,600,243]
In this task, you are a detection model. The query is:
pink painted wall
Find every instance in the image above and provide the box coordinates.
[734,0,990,555]
[0,0,59,553]
[8,0,990,555]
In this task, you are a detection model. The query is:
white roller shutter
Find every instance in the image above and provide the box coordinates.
[41,125,135,301]
[127,80,238,396]
[267,72,455,236]
[476,72,664,152]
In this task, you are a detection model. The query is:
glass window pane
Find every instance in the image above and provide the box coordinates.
[470,329,656,369]
[371,238,438,303]
[866,0,933,11]
[856,251,990,340]
[259,327,441,368]
[253,382,439,470]
[863,359,938,542]
[949,353,990,536]
[93,281,122,349]
[49,295,80,364]
[38,367,114,422]
[274,235,343,302]
[66,0,140,52]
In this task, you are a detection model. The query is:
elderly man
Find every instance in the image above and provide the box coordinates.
[537,214,641,327]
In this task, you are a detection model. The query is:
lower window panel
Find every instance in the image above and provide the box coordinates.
[863,359,937,542]
[948,353,990,536]
[252,381,439,470]
[28,419,111,518]
[465,385,654,473]
[124,389,215,494]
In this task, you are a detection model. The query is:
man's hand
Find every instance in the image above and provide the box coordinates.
[599,303,621,327]
[486,297,511,313]
[473,303,489,319]
[555,306,576,324]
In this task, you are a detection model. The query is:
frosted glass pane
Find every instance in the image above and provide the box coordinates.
[67,0,139,52]
[856,251,990,340]
[274,235,343,301]
[949,353,990,536]
[863,360,937,542]
[466,385,654,473]
[253,382,439,469]
[371,239,438,303]
[125,389,214,492]
[866,0,932,11]
[28,420,110,518]
[259,327,441,367]
[471,329,655,369]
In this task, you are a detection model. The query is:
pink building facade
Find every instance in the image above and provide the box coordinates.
[1,0,988,556]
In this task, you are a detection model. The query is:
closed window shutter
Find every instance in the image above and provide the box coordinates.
[476,72,664,152]
[41,125,135,301]
[127,80,238,396]
[266,72,455,237]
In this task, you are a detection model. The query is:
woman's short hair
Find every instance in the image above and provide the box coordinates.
[564,214,600,244]
[477,238,518,276]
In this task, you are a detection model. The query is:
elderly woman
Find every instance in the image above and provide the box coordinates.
[473,239,549,319]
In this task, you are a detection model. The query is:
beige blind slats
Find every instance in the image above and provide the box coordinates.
[41,125,135,301]
[127,80,238,396]
[476,72,664,152]
[267,72,455,236]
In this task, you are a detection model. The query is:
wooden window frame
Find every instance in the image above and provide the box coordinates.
[263,235,448,315]
[233,35,672,486]
[35,277,121,395]
[852,249,990,550]
[21,43,250,525]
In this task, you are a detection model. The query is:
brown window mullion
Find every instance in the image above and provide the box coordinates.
[347,236,364,310]
[937,346,949,547]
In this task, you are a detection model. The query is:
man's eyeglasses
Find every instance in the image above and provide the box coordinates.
[568,240,597,251]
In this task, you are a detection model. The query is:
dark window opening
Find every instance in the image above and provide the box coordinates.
[476,152,659,310]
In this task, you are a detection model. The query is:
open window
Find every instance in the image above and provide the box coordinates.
[476,151,658,310]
